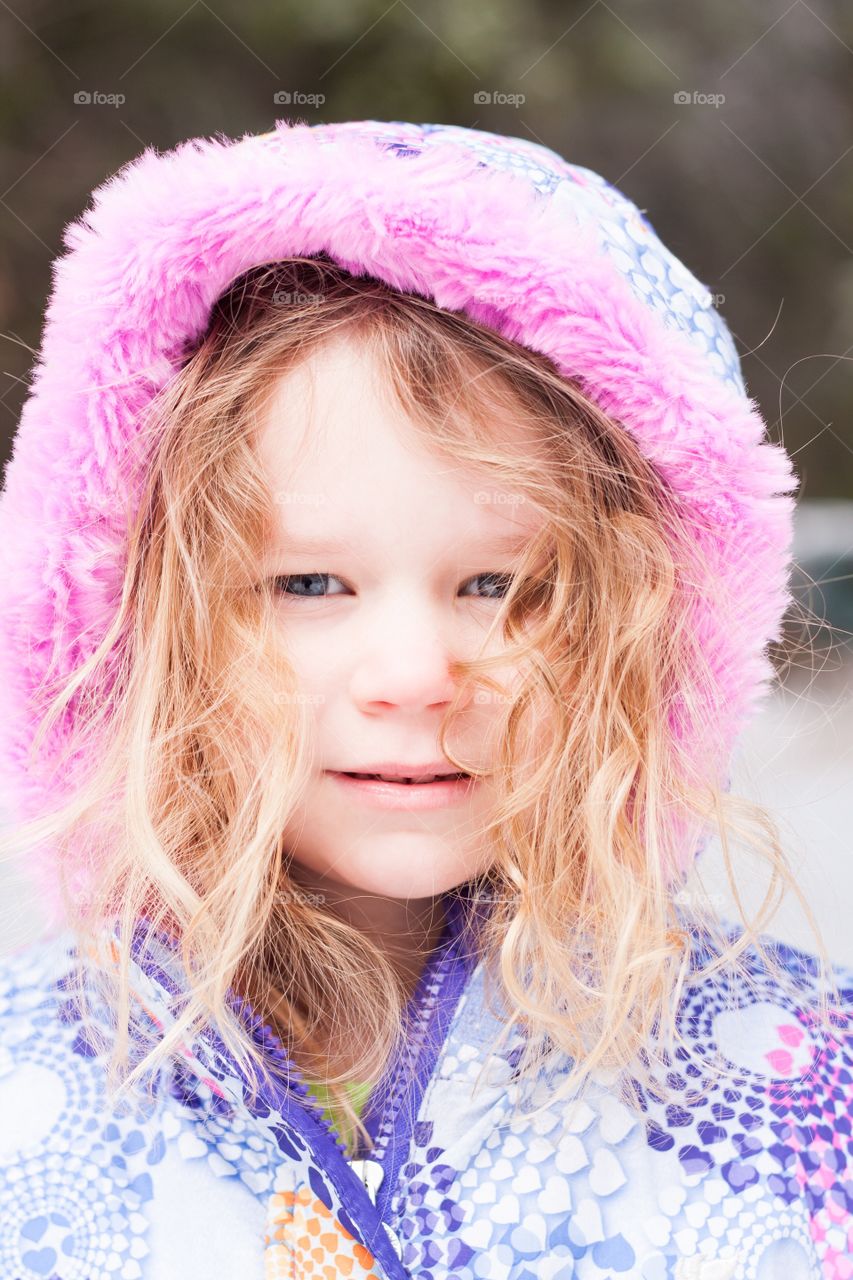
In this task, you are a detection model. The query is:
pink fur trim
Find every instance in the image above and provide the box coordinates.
[0,121,796,917]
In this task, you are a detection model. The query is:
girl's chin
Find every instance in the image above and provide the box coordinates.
[288,856,468,904]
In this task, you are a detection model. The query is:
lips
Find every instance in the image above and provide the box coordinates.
[340,771,469,785]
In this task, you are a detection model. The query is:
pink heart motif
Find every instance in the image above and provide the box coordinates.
[764,1021,808,1075]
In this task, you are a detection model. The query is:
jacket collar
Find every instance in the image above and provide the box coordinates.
[91,890,490,1278]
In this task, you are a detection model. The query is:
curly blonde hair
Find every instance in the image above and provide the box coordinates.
[2,253,844,1158]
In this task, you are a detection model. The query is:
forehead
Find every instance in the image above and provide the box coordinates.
[255,334,547,548]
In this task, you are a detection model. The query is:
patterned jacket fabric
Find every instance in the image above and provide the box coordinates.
[1,892,852,1278]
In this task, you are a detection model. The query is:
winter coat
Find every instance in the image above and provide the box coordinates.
[2,891,851,1278]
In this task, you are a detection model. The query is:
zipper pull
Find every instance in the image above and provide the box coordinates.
[348,1156,384,1200]
[347,1158,405,1261]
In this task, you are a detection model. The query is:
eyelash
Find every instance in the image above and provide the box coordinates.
[271,572,515,602]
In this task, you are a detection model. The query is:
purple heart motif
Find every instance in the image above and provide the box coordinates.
[722,1158,759,1192]
[22,1247,57,1274]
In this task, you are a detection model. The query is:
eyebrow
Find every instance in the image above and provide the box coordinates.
[275,530,536,555]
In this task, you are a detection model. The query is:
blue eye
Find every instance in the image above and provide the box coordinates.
[272,572,514,600]
[463,573,515,599]
[273,573,345,599]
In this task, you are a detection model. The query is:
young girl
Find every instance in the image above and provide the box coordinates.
[0,119,850,1280]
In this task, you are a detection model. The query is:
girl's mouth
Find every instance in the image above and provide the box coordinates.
[325,770,476,809]
[342,770,469,784]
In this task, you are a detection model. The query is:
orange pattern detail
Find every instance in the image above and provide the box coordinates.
[265,1186,387,1279]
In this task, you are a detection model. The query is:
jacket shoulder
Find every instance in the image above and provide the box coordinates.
[0,928,82,1040]
[683,919,853,1071]
[0,930,98,1149]
[0,930,271,1277]
[0,932,99,1181]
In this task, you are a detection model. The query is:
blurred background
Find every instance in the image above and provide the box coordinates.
[1,0,851,961]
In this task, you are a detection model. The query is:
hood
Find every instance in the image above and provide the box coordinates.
[0,119,797,917]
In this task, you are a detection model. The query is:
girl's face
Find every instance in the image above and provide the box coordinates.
[255,332,545,904]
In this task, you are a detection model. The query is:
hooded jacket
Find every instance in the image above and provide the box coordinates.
[0,119,851,1279]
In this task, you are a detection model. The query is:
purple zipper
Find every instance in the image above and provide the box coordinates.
[125,918,415,1278]
[227,986,352,1155]
[354,890,483,1224]
[124,886,488,1270]
[224,891,476,1158]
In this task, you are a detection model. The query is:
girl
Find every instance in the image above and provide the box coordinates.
[0,119,850,1280]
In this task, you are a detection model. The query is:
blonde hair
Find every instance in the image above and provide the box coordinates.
[2,254,845,1157]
